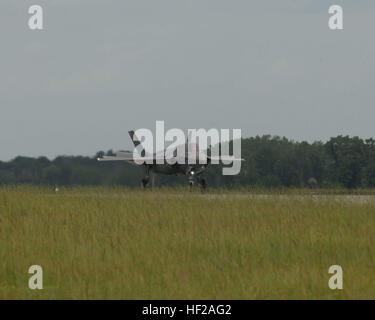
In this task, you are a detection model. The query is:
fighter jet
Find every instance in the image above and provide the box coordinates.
[98,131,243,190]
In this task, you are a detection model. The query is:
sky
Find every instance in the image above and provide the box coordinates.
[0,0,374,160]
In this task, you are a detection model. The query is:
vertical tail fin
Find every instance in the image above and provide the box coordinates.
[128,130,141,148]
[128,130,146,157]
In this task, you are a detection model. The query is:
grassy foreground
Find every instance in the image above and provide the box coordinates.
[1,186,374,299]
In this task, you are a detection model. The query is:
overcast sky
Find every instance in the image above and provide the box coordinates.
[0,0,374,160]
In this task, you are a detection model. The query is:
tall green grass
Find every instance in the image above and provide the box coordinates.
[1,186,374,299]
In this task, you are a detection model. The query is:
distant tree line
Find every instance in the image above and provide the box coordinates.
[1,135,375,189]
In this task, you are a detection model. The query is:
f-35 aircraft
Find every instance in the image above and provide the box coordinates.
[98,131,242,190]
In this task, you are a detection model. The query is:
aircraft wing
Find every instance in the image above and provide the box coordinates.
[208,156,245,163]
[98,151,244,164]
[97,151,155,164]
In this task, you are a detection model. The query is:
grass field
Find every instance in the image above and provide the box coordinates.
[1,186,375,299]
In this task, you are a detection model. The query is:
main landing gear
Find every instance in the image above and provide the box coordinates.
[142,166,150,188]
[197,176,207,192]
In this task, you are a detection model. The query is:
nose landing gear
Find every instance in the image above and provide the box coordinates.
[188,171,194,191]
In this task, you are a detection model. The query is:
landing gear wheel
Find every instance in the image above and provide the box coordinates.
[199,178,207,192]
[142,177,150,188]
